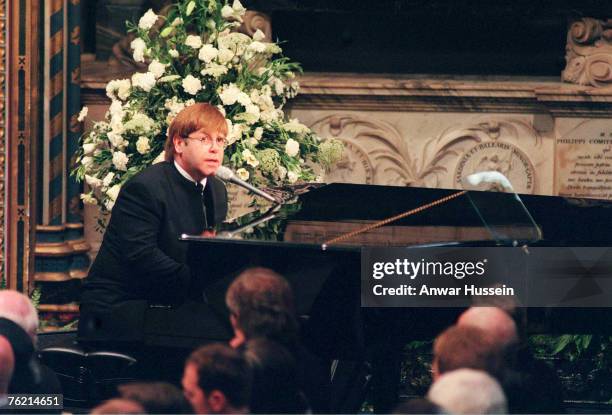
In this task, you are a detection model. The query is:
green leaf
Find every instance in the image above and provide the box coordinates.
[160,26,174,38]
[552,335,573,355]
[186,1,196,16]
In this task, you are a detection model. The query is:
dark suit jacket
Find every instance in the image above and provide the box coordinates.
[79,161,229,343]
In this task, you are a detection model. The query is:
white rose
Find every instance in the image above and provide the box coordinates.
[254,127,263,141]
[107,184,121,202]
[200,63,228,78]
[108,100,124,118]
[272,77,285,95]
[85,175,102,188]
[185,35,202,49]
[80,193,98,205]
[242,149,259,167]
[182,75,203,95]
[131,71,156,92]
[138,9,158,30]
[236,91,251,106]
[107,132,125,149]
[221,5,234,18]
[77,106,88,122]
[287,170,298,183]
[106,79,131,101]
[236,168,249,181]
[130,38,147,62]
[148,60,167,79]
[198,44,218,63]
[218,84,242,105]
[169,49,179,58]
[102,172,115,187]
[217,48,234,64]
[116,79,131,100]
[81,156,93,167]
[233,0,246,13]
[248,41,266,53]
[285,138,300,157]
[253,29,266,41]
[112,151,129,171]
[82,142,96,155]
[136,136,150,154]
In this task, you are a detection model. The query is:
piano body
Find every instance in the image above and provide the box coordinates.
[183,183,612,361]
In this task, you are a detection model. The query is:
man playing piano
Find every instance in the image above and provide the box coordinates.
[78,103,232,351]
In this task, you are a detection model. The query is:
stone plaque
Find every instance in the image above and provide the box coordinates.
[556,120,612,199]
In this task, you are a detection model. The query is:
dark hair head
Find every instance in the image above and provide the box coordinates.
[118,382,194,414]
[243,338,308,413]
[225,268,298,348]
[186,343,252,408]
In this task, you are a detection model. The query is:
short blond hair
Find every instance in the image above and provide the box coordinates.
[164,103,228,162]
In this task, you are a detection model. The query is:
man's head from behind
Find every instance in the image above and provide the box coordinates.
[183,343,251,414]
[225,267,297,348]
[427,369,507,414]
[432,325,501,380]
[0,290,39,342]
[457,306,518,349]
[165,103,228,181]
[119,382,194,414]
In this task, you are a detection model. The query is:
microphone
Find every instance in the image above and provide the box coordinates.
[464,171,514,192]
[216,166,277,203]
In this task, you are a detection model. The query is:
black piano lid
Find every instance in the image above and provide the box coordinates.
[180,183,612,250]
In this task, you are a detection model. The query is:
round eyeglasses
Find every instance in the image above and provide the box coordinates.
[184,133,226,148]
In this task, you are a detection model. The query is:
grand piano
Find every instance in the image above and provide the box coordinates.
[182,183,612,361]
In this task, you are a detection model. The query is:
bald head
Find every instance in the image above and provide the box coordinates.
[0,291,38,341]
[0,335,14,395]
[458,307,518,348]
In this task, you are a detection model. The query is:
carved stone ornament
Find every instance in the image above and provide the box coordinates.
[309,114,540,194]
[562,18,612,88]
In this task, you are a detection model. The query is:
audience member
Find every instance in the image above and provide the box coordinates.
[432,325,502,380]
[118,382,193,413]
[427,369,507,414]
[457,306,518,348]
[459,306,563,413]
[225,267,330,412]
[182,343,251,414]
[243,338,309,413]
[90,398,145,414]
[225,267,298,350]
[0,290,61,395]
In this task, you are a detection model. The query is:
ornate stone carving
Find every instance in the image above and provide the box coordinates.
[562,18,612,88]
[308,114,542,194]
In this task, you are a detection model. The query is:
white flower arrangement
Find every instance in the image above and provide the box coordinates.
[73,0,343,213]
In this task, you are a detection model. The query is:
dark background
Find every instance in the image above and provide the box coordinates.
[83,0,612,75]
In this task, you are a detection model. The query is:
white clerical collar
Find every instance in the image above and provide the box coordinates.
[174,160,207,189]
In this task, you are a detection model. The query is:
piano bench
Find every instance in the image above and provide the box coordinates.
[38,343,138,409]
